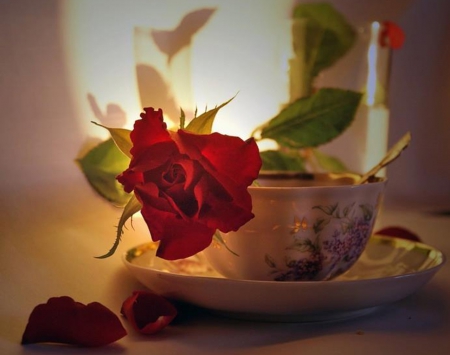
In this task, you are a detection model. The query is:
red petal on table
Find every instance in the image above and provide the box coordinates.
[121,291,177,335]
[21,296,127,347]
[375,226,421,242]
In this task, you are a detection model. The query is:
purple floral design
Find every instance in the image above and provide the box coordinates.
[269,249,325,281]
[322,217,371,277]
[265,203,375,281]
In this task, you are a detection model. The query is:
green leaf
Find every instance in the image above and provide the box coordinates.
[259,88,362,148]
[76,139,131,206]
[286,240,315,253]
[313,203,338,216]
[92,122,132,158]
[293,3,356,79]
[312,148,348,173]
[313,217,330,234]
[96,194,142,259]
[359,204,374,221]
[264,254,277,268]
[179,108,186,129]
[260,150,306,171]
[342,202,355,217]
[185,96,235,134]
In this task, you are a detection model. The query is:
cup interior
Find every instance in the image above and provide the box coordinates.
[256,171,384,188]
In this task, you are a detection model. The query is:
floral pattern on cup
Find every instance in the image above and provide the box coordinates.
[265,202,374,281]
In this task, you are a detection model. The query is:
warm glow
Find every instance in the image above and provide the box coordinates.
[62,2,391,175]
[62,0,292,141]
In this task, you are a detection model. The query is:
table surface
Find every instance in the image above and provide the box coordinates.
[1,177,449,355]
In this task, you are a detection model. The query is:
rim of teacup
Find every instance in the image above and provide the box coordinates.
[251,171,387,190]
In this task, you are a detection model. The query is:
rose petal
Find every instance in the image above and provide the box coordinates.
[174,130,260,231]
[379,21,405,49]
[375,226,421,242]
[135,184,215,260]
[121,291,177,334]
[21,296,127,347]
[193,172,254,232]
[130,108,172,157]
[175,130,261,188]
[116,169,144,193]
[117,141,178,192]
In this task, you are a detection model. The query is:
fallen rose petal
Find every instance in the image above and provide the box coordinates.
[121,291,177,334]
[375,226,421,242]
[21,296,127,347]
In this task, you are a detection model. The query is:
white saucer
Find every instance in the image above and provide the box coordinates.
[122,235,445,322]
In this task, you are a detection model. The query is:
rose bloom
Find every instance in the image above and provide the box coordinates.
[117,108,261,260]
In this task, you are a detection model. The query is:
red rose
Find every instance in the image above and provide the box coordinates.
[117,108,261,260]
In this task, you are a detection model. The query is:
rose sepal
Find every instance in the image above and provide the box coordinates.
[92,121,133,158]
[184,95,235,134]
[96,193,142,259]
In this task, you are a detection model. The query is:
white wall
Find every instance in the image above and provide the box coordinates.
[1,0,449,209]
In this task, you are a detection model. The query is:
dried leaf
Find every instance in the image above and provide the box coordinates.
[358,132,411,184]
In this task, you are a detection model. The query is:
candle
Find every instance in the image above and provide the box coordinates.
[363,105,390,175]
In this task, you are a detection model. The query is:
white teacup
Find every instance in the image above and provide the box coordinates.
[203,172,387,281]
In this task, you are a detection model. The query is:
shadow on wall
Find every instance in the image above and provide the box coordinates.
[85,8,216,129]
[1,0,449,207]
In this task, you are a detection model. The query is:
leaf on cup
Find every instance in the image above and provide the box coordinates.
[313,203,338,216]
[264,254,277,268]
[313,217,329,234]
[359,204,374,221]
